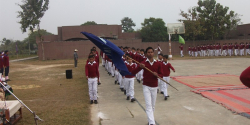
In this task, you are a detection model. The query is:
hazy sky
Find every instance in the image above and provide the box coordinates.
[1,0,250,41]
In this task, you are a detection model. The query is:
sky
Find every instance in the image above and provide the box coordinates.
[0,0,250,41]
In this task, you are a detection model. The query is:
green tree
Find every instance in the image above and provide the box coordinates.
[81,21,97,26]
[23,29,53,50]
[196,0,241,40]
[179,8,204,41]
[121,17,136,32]
[140,17,168,42]
[17,0,49,60]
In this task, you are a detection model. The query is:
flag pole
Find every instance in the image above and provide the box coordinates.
[126,56,178,91]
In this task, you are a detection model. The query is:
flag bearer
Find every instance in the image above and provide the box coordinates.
[132,47,163,125]
[85,55,100,104]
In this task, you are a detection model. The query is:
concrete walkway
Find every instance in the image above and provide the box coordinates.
[91,58,250,125]
[10,56,38,62]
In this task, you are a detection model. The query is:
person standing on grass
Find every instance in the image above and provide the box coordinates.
[74,49,78,68]
[3,50,10,81]
[132,47,163,125]
[85,55,100,104]
[162,55,175,100]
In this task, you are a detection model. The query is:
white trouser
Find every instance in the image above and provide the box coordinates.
[188,51,191,56]
[105,60,108,70]
[207,49,210,56]
[195,52,198,57]
[108,61,113,75]
[118,73,122,84]
[143,85,157,125]
[102,58,105,66]
[246,49,250,55]
[88,78,98,100]
[222,50,227,56]
[219,49,222,56]
[120,77,125,88]
[158,78,163,92]
[125,78,135,98]
[115,70,119,81]
[138,69,144,81]
[200,50,203,56]
[235,49,238,56]
[162,76,170,97]
[192,51,194,57]
[228,49,232,56]
[209,50,213,56]
[198,51,201,56]
[240,49,244,56]
[215,50,219,56]
[180,50,183,57]
[112,64,115,76]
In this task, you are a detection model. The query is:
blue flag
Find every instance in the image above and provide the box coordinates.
[81,32,131,76]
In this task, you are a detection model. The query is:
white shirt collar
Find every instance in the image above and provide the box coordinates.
[88,61,96,65]
[146,58,157,66]
[163,61,168,65]
[158,59,163,62]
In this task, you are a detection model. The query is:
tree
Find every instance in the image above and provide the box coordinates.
[23,29,53,50]
[196,0,241,40]
[179,8,204,41]
[17,0,49,60]
[81,21,97,26]
[121,17,136,32]
[140,17,168,42]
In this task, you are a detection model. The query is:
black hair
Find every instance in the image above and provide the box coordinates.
[91,49,95,52]
[126,54,132,58]
[163,55,168,59]
[4,50,8,54]
[137,48,140,50]
[132,47,136,50]
[158,53,163,56]
[88,55,95,59]
[140,49,144,52]
[145,47,154,53]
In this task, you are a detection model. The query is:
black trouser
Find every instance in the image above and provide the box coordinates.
[5,66,9,76]
[74,59,77,67]
[0,68,3,75]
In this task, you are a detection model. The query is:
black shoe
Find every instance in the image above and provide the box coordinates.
[121,88,124,92]
[109,73,111,76]
[90,100,93,104]
[117,82,120,85]
[6,79,10,81]
[115,80,117,84]
[124,90,126,95]
[112,76,115,78]
[126,96,130,100]
[131,98,136,102]
[157,89,159,93]
[160,92,164,94]
[94,100,98,104]
[138,80,140,83]
[98,82,101,85]
[166,95,170,97]
[137,79,139,83]
[164,96,168,100]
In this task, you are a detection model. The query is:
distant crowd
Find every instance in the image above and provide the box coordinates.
[183,42,250,57]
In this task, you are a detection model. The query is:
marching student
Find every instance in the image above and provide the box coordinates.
[124,55,137,102]
[218,43,222,56]
[74,49,78,68]
[132,47,163,125]
[221,43,227,56]
[239,43,245,56]
[162,55,175,100]
[194,46,198,57]
[197,45,201,57]
[191,46,194,57]
[179,44,184,57]
[90,49,99,64]
[188,46,191,56]
[131,47,137,60]
[157,53,164,94]
[100,50,105,67]
[0,52,3,77]
[3,50,10,81]
[234,42,239,56]
[137,49,146,83]
[155,44,162,59]
[85,55,100,104]
[246,42,250,55]
[228,43,233,56]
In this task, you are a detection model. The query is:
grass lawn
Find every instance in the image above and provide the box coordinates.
[8,59,91,125]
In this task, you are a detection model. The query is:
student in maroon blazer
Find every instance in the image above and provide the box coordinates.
[3,50,10,81]
[0,52,3,77]
[240,66,250,88]
[132,47,163,125]
[85,55,100,104]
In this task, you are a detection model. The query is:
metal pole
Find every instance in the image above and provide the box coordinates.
[29,35,30,55]
[0,82,44,124]
[169,34,172,59]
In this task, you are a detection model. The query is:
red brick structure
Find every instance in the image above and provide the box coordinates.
[37,24,250,60]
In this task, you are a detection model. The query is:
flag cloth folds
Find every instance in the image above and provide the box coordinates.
[179,35,185,44]
[81,32,131,76]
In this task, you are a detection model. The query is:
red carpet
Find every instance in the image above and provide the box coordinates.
[172,74,250,118]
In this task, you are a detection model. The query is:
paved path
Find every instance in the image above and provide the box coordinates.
[91,58,250,125]
[10,56,38,62]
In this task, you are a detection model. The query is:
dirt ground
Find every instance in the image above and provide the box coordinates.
[7,59,91,125]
